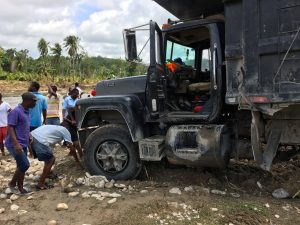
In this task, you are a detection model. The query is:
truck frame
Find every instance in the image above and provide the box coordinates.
[76,0,300,180]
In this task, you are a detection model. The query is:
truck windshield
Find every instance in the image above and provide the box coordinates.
[166,40,195,68]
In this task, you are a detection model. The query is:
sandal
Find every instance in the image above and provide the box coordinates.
[19,188,33,196]
[35,183,54,191]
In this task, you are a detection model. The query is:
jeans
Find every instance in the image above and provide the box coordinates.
[46,117,61,125]
[7,147,30,172]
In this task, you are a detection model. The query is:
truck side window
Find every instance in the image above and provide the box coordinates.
[201,49,211,72]
[166,40,195,68]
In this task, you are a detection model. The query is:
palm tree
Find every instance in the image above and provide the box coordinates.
[51,43,62,77]
[64,35,82,78]
[6,48,17,72]
[15,49,29,72]
[37,38,49,58]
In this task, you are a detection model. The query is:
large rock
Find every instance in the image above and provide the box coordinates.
[56,203,68,211]
[10,204,19,211]
[272,188,290,199]
[10,194,19,201]
[169,188,182,195]
[0,208,5,214]
[107,198,117,204]
[68,192,80,197]
[47,220,57,225]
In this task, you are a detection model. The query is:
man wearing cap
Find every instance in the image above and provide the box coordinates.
[5,92,37,194]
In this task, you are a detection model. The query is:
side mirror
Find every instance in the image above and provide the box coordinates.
[123,29,138,61]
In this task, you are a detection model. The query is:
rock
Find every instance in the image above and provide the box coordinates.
[87,191,97,195]
[122,188,127,192]
[201,187,210,194]
[10,204,19,211]
[18,210,27,215]
[47,220,57,225]
[184,186,194,192]
[76,177,85,185]
[81,192,90,198]
[63,187,75,193]
[95,180,105,188]
[114,183,126,188]
[169,188,182,195]
[0,208,5,214]
[27,196,33,200]
[230,193,240,198]
[211,189,226,196]
[6,199,12,204]
[28,174,34,180]
[265,203,270,208]
[84,174,108,186]
[99,191,110,197]
[274,214,280,218]
[208,178,219,185]
[4,187,12,194]
[140,190,148,194]
[56,203,68,211]
[68,192,80,197]
[272,188,290,199]
[96,196,105,201]
[104,182,114,189]
[210,207,218,212]
[256,181,263,189]
[107,198,117,204]
[91,194,101,198]
[0,193,7,199]
[128,185,134,191]
[109,193,122,198]
[10,194,19,201]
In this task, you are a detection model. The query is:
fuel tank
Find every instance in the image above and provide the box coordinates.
[165,124,233,168]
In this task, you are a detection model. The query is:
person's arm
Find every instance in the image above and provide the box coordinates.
[7,125,22,155]
[46,84,57,98]
[67,142,83,169]
[42,109,47,125]
[67,108,76,125]
[42,97,48,125]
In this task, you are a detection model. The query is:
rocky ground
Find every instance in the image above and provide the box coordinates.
[0,146,299,225]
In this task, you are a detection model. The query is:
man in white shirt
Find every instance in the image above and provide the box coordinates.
[0,93,11,156]
[30,125,83,190]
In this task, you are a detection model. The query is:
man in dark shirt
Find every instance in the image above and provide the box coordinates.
[6,92,37,194]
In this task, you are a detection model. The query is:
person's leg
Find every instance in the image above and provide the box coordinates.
[73,141,83,158]
[13,148,30,192]
[0,127,5,156]
[32,139,55,189]
[37,157,55,188]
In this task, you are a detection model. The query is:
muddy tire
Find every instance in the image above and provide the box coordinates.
[83,124,142,180]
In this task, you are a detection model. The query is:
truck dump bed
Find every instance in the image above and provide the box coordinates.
[225,0,300,108]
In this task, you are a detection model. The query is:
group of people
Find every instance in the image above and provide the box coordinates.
[0,81,84,195]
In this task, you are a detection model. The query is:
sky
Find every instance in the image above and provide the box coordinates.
[0,0,176,59]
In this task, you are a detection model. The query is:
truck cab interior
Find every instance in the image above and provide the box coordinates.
[164,26,213,119]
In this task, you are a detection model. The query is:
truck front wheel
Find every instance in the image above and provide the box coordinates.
[83,124,142,180]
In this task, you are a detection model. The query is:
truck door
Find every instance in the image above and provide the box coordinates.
[146,21,166,119]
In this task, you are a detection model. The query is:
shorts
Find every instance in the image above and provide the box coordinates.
[7,147,30,173]
[46,117,60,125]
[31,138,54,162]
[0,127,7,144]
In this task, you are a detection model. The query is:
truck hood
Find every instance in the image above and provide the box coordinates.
[153,0,224,19]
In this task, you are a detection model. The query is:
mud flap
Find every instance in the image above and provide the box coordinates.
[260,129,281,171]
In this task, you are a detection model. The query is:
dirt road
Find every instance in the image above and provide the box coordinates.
[0,146,299,225]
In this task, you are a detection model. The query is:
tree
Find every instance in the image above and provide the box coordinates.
[64,35,82,78]
[37,38,49,58]
[51,43,62,77]
[15,49,29,72]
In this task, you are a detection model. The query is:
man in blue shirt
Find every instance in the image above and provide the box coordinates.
[28,81,47,131]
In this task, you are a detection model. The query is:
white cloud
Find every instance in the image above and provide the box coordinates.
[0,0,176,59]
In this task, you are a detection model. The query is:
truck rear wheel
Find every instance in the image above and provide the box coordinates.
[83,124,142,180]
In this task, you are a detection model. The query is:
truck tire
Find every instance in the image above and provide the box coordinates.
[83,124,142,180]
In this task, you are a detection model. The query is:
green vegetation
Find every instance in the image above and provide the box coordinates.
[0,36,147,83]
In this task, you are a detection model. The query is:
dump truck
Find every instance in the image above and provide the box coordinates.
[76,0,300,180]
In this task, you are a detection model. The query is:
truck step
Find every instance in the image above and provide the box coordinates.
[138,135,165,161]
